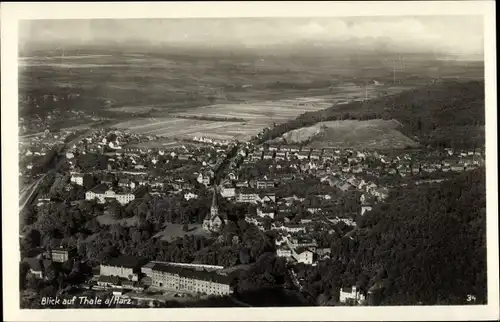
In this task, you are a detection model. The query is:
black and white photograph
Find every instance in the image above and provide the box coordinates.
[1,1,498,321]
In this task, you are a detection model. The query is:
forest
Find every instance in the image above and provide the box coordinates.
[294,167,487,305]
[254,80,485,150]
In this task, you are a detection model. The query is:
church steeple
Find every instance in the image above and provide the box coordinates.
[210,186,218,217]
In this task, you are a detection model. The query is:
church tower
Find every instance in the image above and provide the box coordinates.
[210,187,219,218]
[203,186,224,233]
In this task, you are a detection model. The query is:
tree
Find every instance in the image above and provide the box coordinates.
[239,248,251,265]
[44,263,59,282]
[20,262,30,290]
[23,229,41,249]
[182,223,189,232]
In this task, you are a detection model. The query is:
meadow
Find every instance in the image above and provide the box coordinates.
[153,223,209,242]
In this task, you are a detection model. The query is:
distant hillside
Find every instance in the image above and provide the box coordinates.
[272,119,419,150]
[258,80,485,150]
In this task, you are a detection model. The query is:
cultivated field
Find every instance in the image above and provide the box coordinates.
[278,119,419,150]
[112,87,393,141]
[153,223,210,242]
[123,139,200,149]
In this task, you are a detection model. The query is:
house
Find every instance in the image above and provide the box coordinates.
[220,185,236,198]
[263,152,274,160]
[236,189,259,204]
[250,151,263,161]
[338,182,351,192]
[37,195,51,206]
[310,151,322,160]
[70,173,85,186]
[276,248,292,258]
[121,280,146,292]
[259,192,276,204]
[25,258,53,280]
[297,151,310,160]
[328,217,357,227]
[289,237,318,250]
[451,163,465,172]
[283,224,306,233]
[268,146,278,152]
[85,184,109,203]
[307,208,322,214]
[227,172,238,181]
[235,181,249,188]
[339,286,366,305]
[97,275,122,289]
[197,173,211,187]
[178,154,192,161]
[100,256,147,281]
[151,181,165,189]
[352,166,363,174]
[360,204,373,216]
[184,192,198,201]
[255,180,275,190]
[316,248,331,259]
[50,247,76,263]
[275,151,287,160]
[118,178,136,190]
[257,206,275,219]
[293,249,314,265]
[372,188,389,201]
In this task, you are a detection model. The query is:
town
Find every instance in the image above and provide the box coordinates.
[19,124,485,308]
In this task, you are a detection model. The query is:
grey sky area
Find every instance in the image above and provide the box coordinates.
[19,16,484,58]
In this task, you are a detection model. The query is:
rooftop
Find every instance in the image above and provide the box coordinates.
[149,263,233,285]
[89,183,109,194]
[102,255,147,269]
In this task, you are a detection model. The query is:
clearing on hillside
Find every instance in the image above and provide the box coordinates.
[276,119,419,150]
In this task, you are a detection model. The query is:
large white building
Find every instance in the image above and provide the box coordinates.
[294,250,314,265]
[100,256,146,282]
[85,184,135,205]
[339,286,366,305]
[142,262,233,296]
[220,186,236,198]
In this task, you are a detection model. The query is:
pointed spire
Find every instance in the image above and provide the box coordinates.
[211,186,218,209]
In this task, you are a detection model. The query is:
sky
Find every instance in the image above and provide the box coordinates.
[19,16,484,58]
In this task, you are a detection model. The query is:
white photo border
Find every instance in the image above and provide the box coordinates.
[2,1,498,321]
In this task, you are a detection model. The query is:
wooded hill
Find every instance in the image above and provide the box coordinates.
[256,80,485,150]
[296,167,486,305]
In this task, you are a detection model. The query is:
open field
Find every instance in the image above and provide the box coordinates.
[113,85,407,141]
[153,223,210,242]
[123,140,196,149]
[113,117,248,140]
[277,119,419,150]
